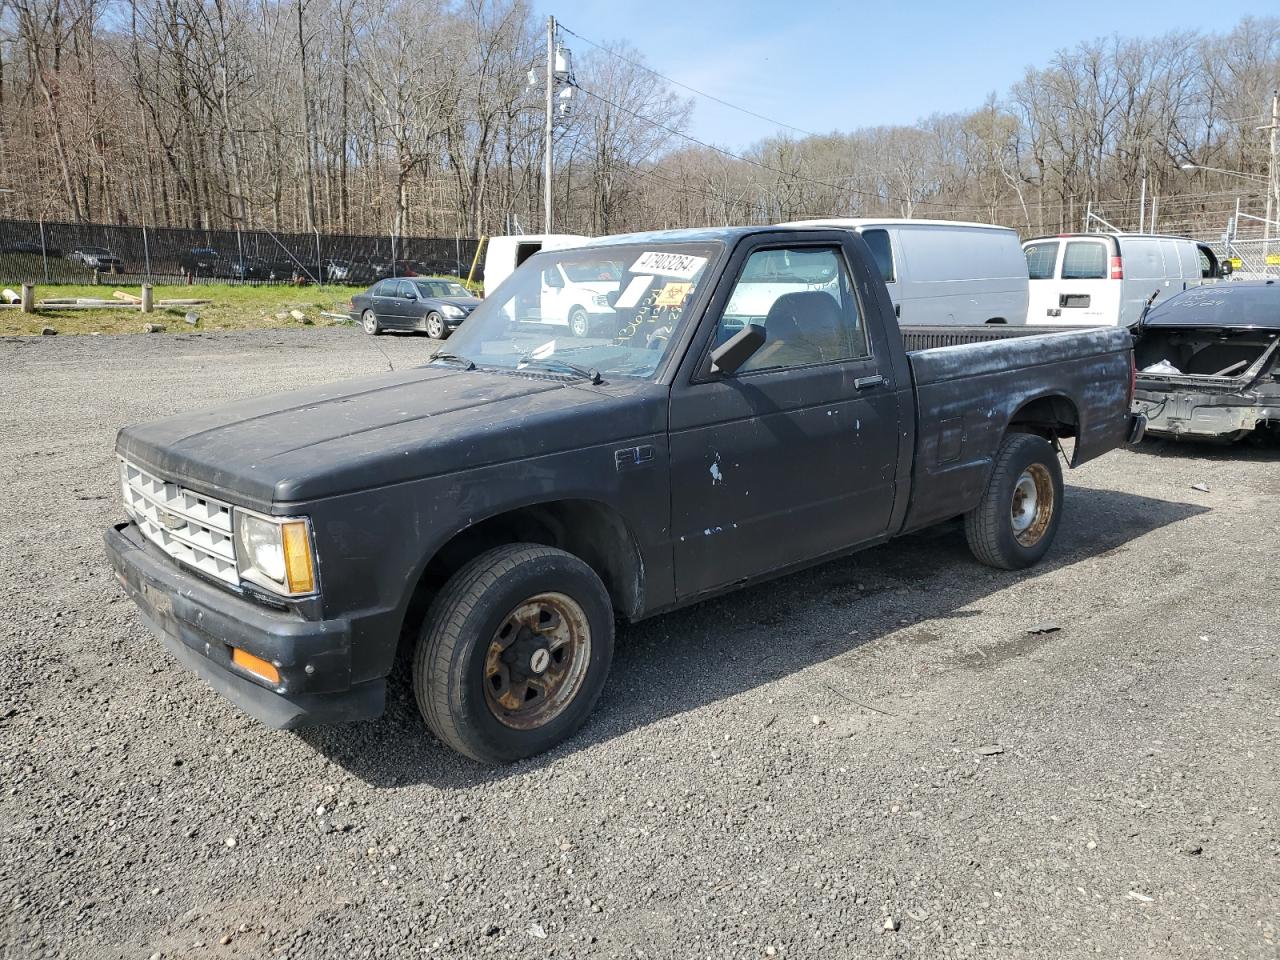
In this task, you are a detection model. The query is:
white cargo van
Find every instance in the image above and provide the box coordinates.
[1021,233,1229,327]
[482,233,588,294]
[780,218,1029,325]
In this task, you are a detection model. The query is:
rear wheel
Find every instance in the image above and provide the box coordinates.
[425,312,446,339]
[361,309,381,336]
[568,307,590,338]
[965,433,1064,570]
[413,544,614,764]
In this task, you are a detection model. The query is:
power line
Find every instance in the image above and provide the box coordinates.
[572,82,1009,212]
[557,22,823,139]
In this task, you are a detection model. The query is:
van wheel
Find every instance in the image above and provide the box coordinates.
[965,433,1063,570]
[568,307,590,338]
[413,544,614,764]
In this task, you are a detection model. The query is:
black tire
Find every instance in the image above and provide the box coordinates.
[361,309,381,336]
[964,432,1064,570]
[413,544,614,764]
[425,311,447,340]
[568,307,590,338]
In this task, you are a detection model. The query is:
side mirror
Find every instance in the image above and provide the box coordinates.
[710,323,766,375]
[605,290,620,308]
[1219,260,1233,278]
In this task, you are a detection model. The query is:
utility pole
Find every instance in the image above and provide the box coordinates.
[1261,90,1279,270]
[544,15,555,235]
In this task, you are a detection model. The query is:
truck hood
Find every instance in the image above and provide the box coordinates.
[116,365,658,510]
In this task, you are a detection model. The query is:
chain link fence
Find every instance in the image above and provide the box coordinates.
[0,219,482,287]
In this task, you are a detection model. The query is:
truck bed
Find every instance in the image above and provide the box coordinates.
[896,324,1136,533]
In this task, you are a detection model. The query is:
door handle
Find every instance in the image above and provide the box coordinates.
[854,375,885,390]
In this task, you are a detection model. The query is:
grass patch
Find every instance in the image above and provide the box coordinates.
[0,282,361,336]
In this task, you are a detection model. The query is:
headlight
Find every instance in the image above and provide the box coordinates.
[593,293,609,307]
[233,510,317,596]
[441,304,465,318]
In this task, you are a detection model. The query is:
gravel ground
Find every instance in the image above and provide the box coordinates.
[1,329,1277,960]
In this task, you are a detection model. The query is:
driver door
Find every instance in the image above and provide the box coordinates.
[540,266,568,326]
[668,236,905,599]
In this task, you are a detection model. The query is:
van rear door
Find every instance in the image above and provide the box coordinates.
[1024,239,1061,325]
[1026,237,1119,325]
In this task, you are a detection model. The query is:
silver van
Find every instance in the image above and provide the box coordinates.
[1022,232,1229,327]
[781,218,1029,325]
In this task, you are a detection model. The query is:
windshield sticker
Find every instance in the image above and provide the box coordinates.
[630,251,707,279]
[615,275,654,309]
[655,282,692,307]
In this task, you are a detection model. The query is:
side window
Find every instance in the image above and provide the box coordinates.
[542,266,563,288]
[1197,245,1215,279]
[373,280,394,296]
[719,246,867,373]
[1024,241,1059,280]
[398,280,416,298]
[1061,242,1107,280]
[861,229,895,282]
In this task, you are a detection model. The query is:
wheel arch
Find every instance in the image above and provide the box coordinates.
[1007,392,1080,443]
[397,498,645,656]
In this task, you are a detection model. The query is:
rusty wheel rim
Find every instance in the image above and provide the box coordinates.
[1010,463,1055,547]
[483,592,591,730]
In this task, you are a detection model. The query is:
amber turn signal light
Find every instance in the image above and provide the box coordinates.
[231,647,281,686]
[281,520,316,595]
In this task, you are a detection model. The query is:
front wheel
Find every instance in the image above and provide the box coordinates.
[413,544,615,764]
[568,307,590,338]
[361,309,381,336]
[425,312,446,339]
[964,432,1064,570]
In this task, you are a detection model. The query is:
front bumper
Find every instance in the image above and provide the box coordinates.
[1134,390,1277,439]
[105,522,384,728]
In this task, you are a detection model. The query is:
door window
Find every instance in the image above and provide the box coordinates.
[861,229,895,282]
[719,246,867,372]
[1024,241,1059,279]
[1061,242,1107,280]
[541,266,564,288]
[397,280,417,299]
[373,279,396,296]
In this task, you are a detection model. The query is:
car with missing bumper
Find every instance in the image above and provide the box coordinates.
[1132,280,1280,441]
[105,225,1143,764]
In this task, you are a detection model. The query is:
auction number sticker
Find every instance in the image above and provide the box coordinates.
[630,251,706,279]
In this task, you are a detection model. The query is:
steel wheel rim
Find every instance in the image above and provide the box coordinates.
[427,314,443,338]
[483,592,591,730]
[362,311,376,334]
[1010,463,1054,547]
[570,311,587,336]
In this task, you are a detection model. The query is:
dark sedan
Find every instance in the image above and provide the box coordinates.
[350,277,480,339]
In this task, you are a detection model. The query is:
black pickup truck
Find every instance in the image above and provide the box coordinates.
[106,226,1143,763]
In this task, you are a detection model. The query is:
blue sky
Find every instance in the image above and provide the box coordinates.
[536,0,1233,149]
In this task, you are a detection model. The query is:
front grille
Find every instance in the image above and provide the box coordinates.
[119,458,239,586]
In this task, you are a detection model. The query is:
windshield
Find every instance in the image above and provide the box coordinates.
[1145,283,1280,328]
[440,241,722,380]
[415,279,471,298]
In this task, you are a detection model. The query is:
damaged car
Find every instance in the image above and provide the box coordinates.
[1133,280,1280,441]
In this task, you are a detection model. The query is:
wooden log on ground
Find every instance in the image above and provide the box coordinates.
[113,290,143,304]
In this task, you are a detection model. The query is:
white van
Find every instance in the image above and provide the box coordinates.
[780,218,1029,325]
[1021,233,1229,327]
[482,233,588,294]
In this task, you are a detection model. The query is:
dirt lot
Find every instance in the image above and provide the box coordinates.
[1,329,1277,960]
